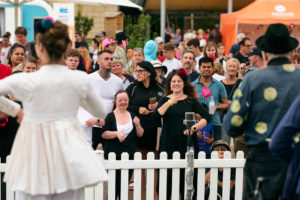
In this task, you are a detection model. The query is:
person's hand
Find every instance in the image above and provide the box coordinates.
[196,130,202,138]
[148,102,158,111]
[116,132,125,142]
[0,111,8,120]
[139,107,151,115]
[183,129,195,135]
[133,116,141,127]
[169,96,179,106]
[86,118,97,127]
[123,68,129,74]
[16,109,24,124]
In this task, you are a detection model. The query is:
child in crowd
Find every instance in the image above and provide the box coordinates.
[162,42,181,78]
[65,49,80,70]
[205,140,235,200]
[196,104,214,157]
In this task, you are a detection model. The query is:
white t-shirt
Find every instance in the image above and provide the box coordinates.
[88,71,124,113]
[1,46,10,64]
[213,73,226,81]
[195,55,203,72]
[163,58,181,78]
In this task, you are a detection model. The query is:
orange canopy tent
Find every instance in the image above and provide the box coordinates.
[220,0,300,54]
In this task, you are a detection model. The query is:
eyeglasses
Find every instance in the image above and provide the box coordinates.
[134,69,147,74]
[245,44,252,48]
[213,147,228,151]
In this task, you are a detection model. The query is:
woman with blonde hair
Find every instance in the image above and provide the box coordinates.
[78,46,92,73]
[221,58,240,101]
[125,48,145,75]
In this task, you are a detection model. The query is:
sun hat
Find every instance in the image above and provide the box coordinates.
[102,38,117,49]
[151,60,168,75]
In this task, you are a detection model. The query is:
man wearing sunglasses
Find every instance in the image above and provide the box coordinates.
[234,37,251,64]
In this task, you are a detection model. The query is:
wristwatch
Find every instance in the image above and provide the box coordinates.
[192,126,197,131]
[97,118,100,124]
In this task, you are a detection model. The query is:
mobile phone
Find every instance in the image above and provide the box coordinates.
[149,97,157,104]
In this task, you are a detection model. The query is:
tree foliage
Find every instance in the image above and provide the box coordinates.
[125,12,151,48]
[75,6,94,36]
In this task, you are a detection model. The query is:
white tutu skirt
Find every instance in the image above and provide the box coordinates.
[4,120,108,195]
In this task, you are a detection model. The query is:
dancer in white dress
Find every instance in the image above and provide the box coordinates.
[0,19,108,199]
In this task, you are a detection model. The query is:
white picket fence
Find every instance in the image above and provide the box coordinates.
[0,150,245,200]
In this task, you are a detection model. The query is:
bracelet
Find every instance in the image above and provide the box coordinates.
[168,100,173,106]
[192,126,197,131]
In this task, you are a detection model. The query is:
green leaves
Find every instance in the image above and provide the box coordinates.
[125,12,151,48]
[75,7,94,36]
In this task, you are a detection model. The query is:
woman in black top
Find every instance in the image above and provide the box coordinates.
[126,61,163,198]
[153,68,210,199]
[126,61,164,154]
[221,58,240,101]
[101,90,143,199]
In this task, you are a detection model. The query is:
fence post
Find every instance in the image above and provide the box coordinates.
[120,153,129,200]
[133,152,142,200]
[209,151,219,200]
[197,151,206,200]
[171,152,180,200]
[222,151,232,200]
[107,153,116,200]
[146,152,155,200]
[235,151,244,200]
[158,152,167,200]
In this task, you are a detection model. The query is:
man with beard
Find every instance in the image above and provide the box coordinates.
[193,57,229,141]
[77,50,123,149]
[180,49,199,82]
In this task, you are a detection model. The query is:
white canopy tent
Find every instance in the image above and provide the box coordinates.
[0,0,142,33]
[52,0,142,10]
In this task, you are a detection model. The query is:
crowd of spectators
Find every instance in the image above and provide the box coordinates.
[1,22,300,200]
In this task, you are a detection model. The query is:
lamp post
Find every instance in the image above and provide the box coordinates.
[160,0,165,41]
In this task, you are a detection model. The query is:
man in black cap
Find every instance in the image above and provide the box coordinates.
[247,47,264,70]
[113,31,128,66]
[224,23,300,199]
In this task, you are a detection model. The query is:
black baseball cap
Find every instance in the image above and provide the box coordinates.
[246,47,263,58]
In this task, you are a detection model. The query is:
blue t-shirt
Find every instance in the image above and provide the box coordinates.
[197,122,214,154]
[193,77,228,126]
